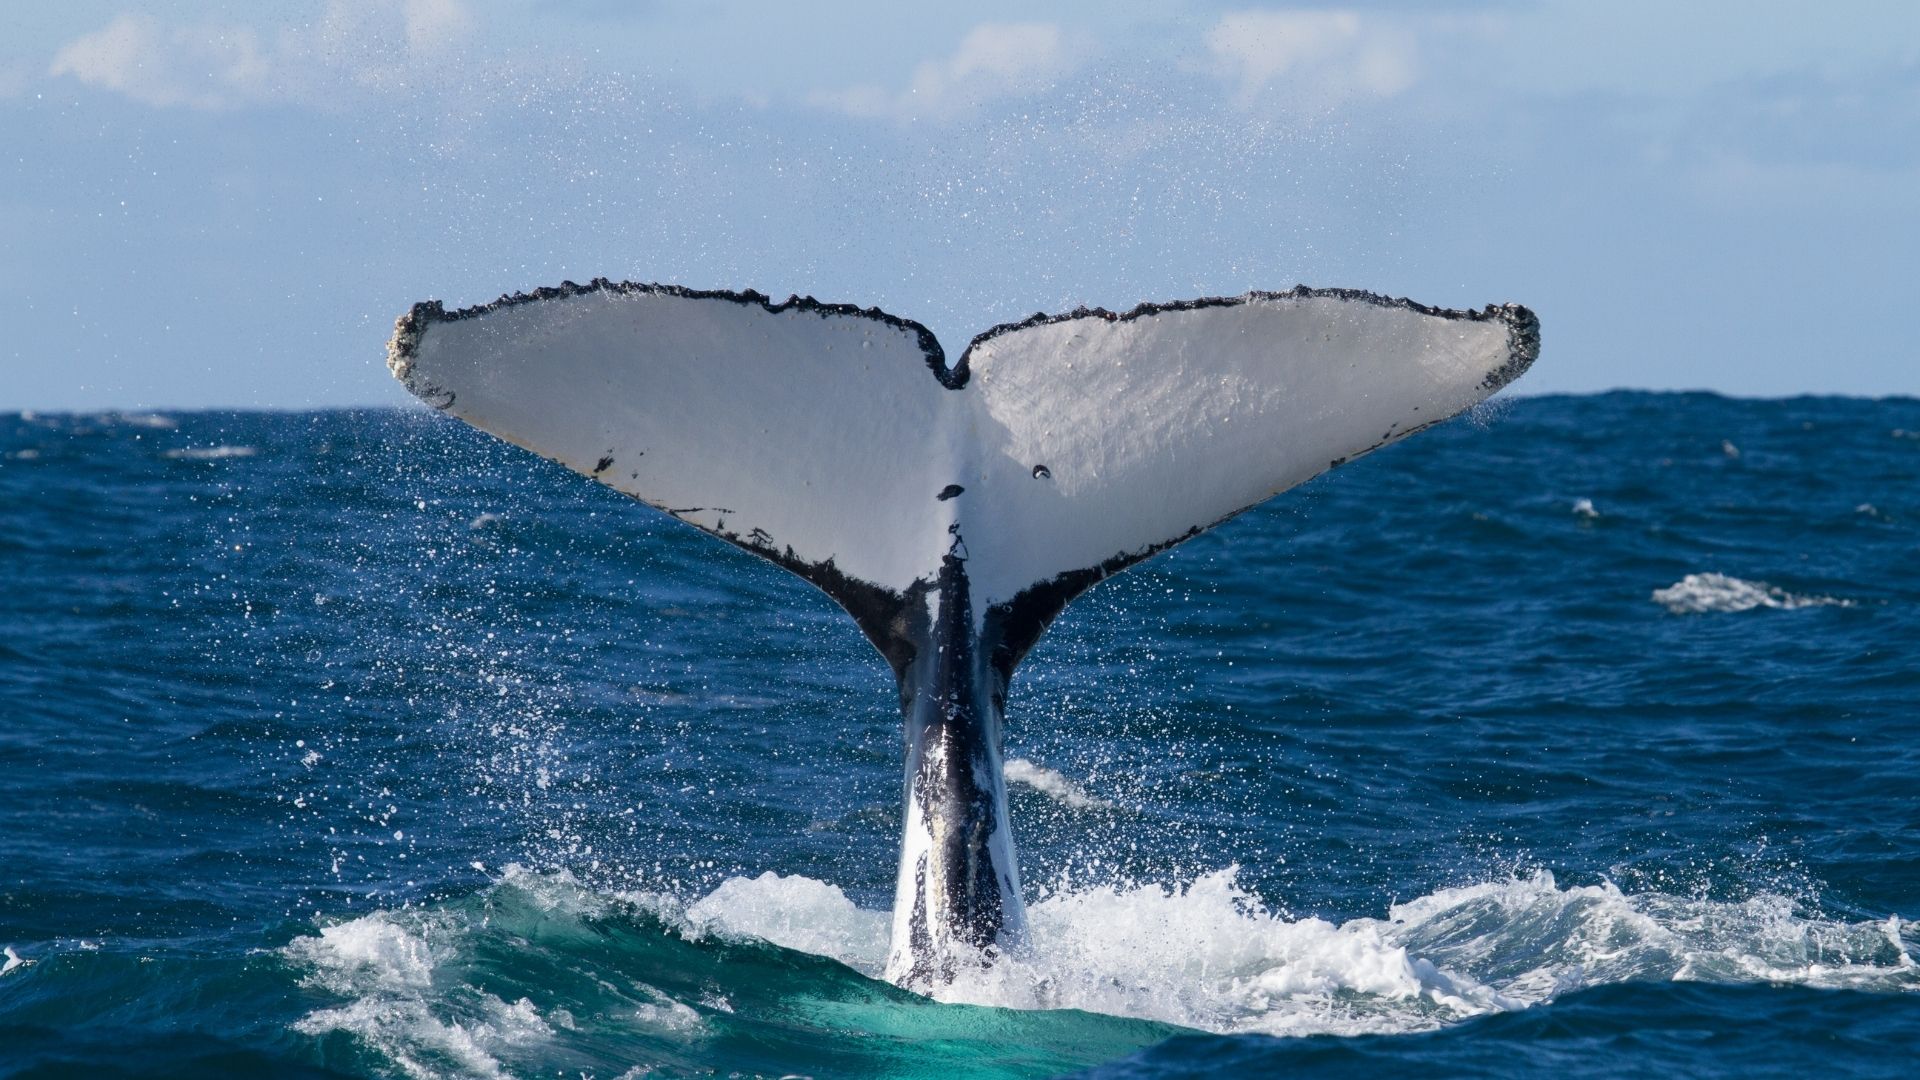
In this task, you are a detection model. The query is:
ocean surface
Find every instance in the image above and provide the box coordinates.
[3,392,1918,1078]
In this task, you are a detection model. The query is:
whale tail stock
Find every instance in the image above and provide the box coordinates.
[388,280,1538,988]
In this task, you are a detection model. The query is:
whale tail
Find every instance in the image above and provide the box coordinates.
[389,280,1538,985]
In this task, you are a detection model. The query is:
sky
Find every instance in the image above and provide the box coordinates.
[2,0,1916,409]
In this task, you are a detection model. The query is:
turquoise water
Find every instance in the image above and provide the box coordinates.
[3,394,1918,1077]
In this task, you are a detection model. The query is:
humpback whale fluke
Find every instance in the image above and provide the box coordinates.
[387,279,1539,990]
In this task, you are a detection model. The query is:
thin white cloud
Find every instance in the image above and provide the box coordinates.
[813,22,1078,122]
[403,0,477,58]
[46,0,477,110]
[1206,9,1418,111]
[49,14,270,110]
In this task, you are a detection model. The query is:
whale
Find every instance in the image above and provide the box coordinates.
[387,280,1538,989]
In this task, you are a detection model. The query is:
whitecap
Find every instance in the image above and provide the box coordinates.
[1652,572,1849,614]
[284,912,442,994]
[165,445,257,460]
[116,412,178,429]
[1571,497,1599,520]
[1005,758,1115,810]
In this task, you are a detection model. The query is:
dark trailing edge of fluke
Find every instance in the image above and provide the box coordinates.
[390,278,1539,399]
[390,279,961,391]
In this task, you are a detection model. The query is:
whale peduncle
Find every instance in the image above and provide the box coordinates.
[883,549,1027,988]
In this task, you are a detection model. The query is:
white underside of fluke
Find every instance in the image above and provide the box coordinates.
[388,284,1535,616]
[394,289,953,593]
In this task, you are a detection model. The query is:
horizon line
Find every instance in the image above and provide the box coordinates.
[7,386,1920,416]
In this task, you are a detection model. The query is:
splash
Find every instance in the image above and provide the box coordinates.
[688,867,1920,1028]
[1005,757,1115,810]
[280,864,1920,1075]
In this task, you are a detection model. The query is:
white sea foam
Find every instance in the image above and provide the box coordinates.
[631,997,704,1034]
[1005,758,1114,810]
[1386,874,1918,996]
[165,445,257,460]
[286,909,554,1078]
[293,996,551,1080]
[1571,497,1599,520]
[1652,572,1849,615]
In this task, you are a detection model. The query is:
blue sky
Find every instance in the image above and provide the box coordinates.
[3,1,1916,408]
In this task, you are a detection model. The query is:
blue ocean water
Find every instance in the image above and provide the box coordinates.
[2,392,1917,1078]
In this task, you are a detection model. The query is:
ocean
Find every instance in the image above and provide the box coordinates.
[2,392,1917,1078]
